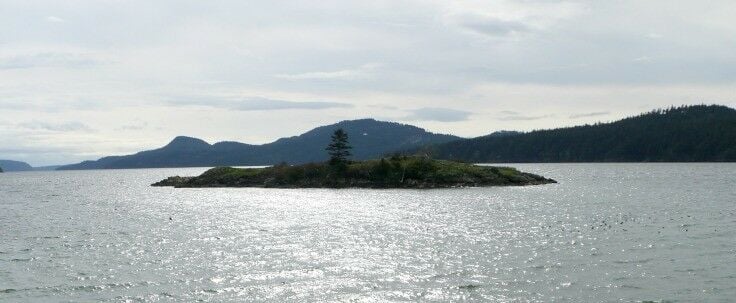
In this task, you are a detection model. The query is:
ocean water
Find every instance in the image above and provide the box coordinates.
[0,164,734,302]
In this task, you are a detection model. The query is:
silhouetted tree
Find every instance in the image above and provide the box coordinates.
[326,128,352,165]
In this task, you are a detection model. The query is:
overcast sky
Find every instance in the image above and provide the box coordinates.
[1,0,735,166]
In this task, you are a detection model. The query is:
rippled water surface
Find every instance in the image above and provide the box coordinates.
[1,164,735,302]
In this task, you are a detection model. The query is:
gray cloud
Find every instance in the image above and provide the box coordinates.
[1,99,105,112]
[116,120,149,131]
[274,63,382,81]
[17,121,93,132]
[456,15,530,36]
[404,107,472,122]
[496,112,553,121]
[0,52,98,69]
[174,97,353,111]
[569,111,611,119]
[368,104,399,110]
[233,98,353,110]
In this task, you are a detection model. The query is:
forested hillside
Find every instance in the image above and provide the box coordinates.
[428,105,736,162]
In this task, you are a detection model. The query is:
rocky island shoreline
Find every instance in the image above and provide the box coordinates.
[152,156,556,189]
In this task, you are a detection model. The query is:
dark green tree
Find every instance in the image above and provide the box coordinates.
[326,128,352,165]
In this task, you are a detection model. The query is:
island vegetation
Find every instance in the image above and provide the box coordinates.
[153,129,555,188]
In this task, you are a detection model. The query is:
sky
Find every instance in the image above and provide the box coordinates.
[1,0,735,166]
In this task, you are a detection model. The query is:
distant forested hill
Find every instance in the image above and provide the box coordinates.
[0,160,34,172]
[58,119,460,170]
[427,105,736,162]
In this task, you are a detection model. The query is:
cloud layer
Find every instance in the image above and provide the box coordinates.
[405,108,473,122]
[1,0,735,165]
[175,97,353,111]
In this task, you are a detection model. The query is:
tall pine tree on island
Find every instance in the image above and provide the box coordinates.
[325,128,353,181]
[326,129,352,166]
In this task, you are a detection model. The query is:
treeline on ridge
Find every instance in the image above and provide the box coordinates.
[424,105,736,162]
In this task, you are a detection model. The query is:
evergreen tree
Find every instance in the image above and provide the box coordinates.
[326,128,352,165]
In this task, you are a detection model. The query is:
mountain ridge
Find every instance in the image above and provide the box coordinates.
[44,105,736,170]
[0,160,34,172]
[58,118,461,170]
[425,104,736,162]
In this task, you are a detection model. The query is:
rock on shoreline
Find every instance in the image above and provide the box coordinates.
[152,176,194,187]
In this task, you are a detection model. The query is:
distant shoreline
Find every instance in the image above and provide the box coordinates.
[1,161,734,174]
[44,105,736,171]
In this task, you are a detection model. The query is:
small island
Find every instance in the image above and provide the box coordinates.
[153,156,555,188]
[153,129,555,188]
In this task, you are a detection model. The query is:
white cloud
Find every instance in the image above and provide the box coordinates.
[46,16,65,23]
[496,111,553,121]
[173,96,353,111]
[0,52,99,69]
[275,69,361,80]
[275,63,382,80]
[404,107,472,122]
[569,111,610,119]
